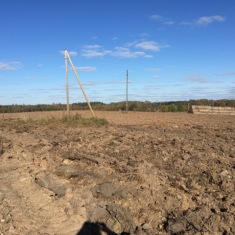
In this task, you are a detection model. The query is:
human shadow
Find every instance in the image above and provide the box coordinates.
[76,221,130,235]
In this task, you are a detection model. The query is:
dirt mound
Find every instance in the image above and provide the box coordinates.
[0,112,234,234]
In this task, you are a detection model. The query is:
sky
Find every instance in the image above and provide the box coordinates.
[0,0,235,105]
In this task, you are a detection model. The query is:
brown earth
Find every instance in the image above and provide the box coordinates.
[0,111,234,235]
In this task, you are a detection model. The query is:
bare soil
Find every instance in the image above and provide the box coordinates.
[0,111,234,235]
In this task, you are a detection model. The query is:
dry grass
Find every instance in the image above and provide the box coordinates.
[0,113,108,127]
[60,114,108,126]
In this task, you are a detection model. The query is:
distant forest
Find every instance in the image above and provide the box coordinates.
[0,99,235,113]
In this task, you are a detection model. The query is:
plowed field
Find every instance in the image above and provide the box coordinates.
[0,111,234,234]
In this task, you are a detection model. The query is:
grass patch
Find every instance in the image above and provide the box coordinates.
[61,114,108,126]
[0,114,108,127]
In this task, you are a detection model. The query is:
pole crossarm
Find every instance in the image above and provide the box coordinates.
[64,50,96,118]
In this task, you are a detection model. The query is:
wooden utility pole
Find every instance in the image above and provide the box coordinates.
[64,50,96,118]
[126,70,128,112]
[64,50,69,115]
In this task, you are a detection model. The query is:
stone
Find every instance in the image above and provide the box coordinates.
[219,170,229,177]
[142,223,153,230]
[181,196,190,210]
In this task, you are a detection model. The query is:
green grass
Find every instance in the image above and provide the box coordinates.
[60,114,108,126]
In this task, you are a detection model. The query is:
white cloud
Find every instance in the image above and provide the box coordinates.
[81,45,111,58]
[82,50,104,58]
[75,66,96,72]
[112,47,146,58]
[135,41,168,52]
[196,15,225,25]
[81,40,168,59]
[150,14,175,26]
[150,14,162,20]
[181,15,226,26]
[135,41,160,51]
[82,44,152,59]
[81,49,110,58]
[0,61,21,71]
[83,45,102,49]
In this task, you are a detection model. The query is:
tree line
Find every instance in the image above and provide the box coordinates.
[0,99,235,113]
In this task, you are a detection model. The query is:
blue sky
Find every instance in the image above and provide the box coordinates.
[0,0,235,105]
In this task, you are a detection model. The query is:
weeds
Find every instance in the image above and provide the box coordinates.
[0,113,108,127]
[61,114,108,126]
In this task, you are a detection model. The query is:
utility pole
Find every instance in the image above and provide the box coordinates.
[126,70,128,112]
[64,50,96,118]
[65,50,69,115]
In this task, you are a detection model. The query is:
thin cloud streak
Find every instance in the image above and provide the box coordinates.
[150,14,175,26]
[185,73,209,83]
[112,47,146,58]
[181,15,226,26]
[81,49,111,58]
[215,72,235,77]
[0,61,21,71]
[83,45,102,49]
[151,13,225,27]
[196,15,225,25]
[75,66,97,72]
[150,14,162,20]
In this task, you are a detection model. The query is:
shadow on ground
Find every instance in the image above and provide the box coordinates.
[76,221,130,235]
